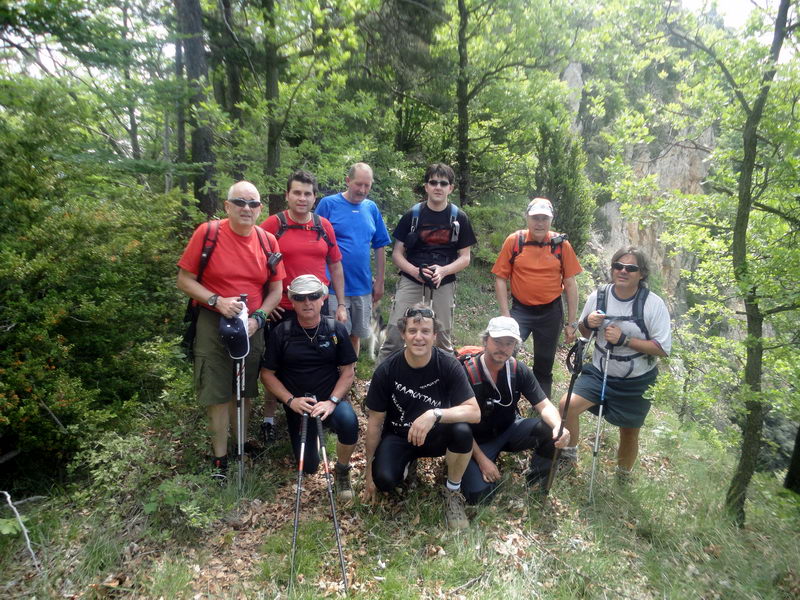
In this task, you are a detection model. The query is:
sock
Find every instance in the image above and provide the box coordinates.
[263,417,274,425]
[446,479,461,492]
[562,446,578,457]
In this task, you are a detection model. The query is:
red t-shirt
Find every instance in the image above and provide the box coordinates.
[492,230,582,306]
[178,219,285,312]
[260,212,342,309]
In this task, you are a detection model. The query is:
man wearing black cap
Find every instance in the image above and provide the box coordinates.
[260,275,359,500]
[177,181,285,479]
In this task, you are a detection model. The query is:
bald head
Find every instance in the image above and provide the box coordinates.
[347,162,373,179]
[227,180,260,202]
[344,163,373,203]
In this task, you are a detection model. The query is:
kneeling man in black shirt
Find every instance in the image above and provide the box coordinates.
[362,304,480,529]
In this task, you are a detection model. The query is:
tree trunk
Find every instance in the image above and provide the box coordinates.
[455,0,470,205]
[785,424,800,494]
[176,0,217,217]
[221,0,244,179]
[263,0,283,215]
[723,0,790,527]
[175,29,188,194]
[122,3,141,161]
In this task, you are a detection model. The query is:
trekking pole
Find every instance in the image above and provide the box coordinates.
[236,293,248,496]
[315,415,348,594]
[589,341,612,503]
[544,333,593,494]
[289,411,310,591]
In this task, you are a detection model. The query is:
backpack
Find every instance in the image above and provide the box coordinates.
[275,210,334,248]
[595,283,651,363]
[456,347,520,414]
[409,201,460,243]
[180,220,277,359]
[509,230,567,266]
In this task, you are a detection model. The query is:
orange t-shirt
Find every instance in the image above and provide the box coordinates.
[178,219,285,311]
[491,230,582,306]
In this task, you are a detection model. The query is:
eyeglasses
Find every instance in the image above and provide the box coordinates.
[426,179,451,187]
[404,307,435,318]
[612,262,641,273]
[228,198,262,209]
[289,291,323,302]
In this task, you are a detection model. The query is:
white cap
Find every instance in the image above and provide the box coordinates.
[485,316,522,343]
[287,274,328,296]
[527,198,553,218]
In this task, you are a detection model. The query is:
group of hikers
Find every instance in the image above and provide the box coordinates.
[177,161,672,530]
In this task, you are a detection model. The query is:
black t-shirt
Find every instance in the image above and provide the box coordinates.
[392,202,477,285]
[466,357,546,443]
[263,316,357,400]
[366,347,475,437]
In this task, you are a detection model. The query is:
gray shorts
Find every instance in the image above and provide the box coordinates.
[328,294,372,338]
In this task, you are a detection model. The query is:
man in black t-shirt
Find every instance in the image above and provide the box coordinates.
[376,163,477,364]
[260,275,358,500]
[460,317,570,504]
[363,304,480,530]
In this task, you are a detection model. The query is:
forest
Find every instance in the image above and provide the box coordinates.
[1,0,799,598]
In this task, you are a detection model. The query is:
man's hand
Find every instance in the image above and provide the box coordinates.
[290,395,317,415]
[372,280,385,304]
[310,399,336,420]
[553,426,571,449]
[604,323,623,346]
[362,470,377,504]
[217,296,244,318]
[427,264,447,288]
[408,410,436,446]
[269,305,286,321]
[478,457,501,483]
[247,317,259,337]
[335,303,348,323]
[564,323,577,344]
[584,310,605,330]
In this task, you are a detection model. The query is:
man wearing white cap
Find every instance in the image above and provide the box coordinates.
[260,275,359,499]
[459,316,570,504]
[492,197,582,397]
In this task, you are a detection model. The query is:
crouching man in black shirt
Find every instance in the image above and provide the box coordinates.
[362,304,480,530]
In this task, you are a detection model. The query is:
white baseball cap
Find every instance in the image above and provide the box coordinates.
[526,198,554,218]
[485,316,522,343]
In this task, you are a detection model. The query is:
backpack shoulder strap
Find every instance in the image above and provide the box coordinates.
[409,202,423,233]
[632,287,651,339]
[196,219,221,284]
[462,355,483,386]
[596,283,611,314]
[275,211,289,238]
[509,230,526,266]
[311,213,334,248]
[449,203,460,243]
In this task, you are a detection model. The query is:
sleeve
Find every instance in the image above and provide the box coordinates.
[517,362,547,407]
[455,210,477,249]
[260,215,279,235]
[392,211,413,243]
[322,218,343,263]
[560,241,583,279]
[579,290,598,321]
[365,362,391,412]
[646,294,672,355]
[490,232,519,280]
[315,196,331,219]
[443,354,476,406]
[262,325,283,371]
[371,204,392,248]
[335,322,358,365]
[264,231,286,282]
[177,222,208,274]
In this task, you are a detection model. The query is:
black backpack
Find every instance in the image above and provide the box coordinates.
[275,210,334,248]
[508,230,568,266]
[457,349,520,416]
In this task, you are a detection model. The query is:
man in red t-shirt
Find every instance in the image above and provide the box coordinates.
[177,181,285,479]
[492,198,582,397]
[257,170,348,443]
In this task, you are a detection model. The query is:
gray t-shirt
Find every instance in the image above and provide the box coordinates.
[580,285,671,378]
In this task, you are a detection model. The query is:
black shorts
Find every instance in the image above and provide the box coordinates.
[572,364,658,428]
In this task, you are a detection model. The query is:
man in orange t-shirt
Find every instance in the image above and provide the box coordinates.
[491,198,582,396]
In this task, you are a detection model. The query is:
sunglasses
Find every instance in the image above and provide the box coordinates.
[404,307,435,318]
[289,291,323,302]
[426,179,451,187]
[228,198,262,209]
[612,262,641,273]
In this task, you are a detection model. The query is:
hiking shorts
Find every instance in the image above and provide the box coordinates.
[328,294,372,338]
[572,364,658,428]
[193,307,265,406]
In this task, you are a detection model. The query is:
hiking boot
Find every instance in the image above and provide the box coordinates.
[260,420,276,444]
[334,463,353,501]
[211,456,228,486]
[556,450,578,476]
[403,458,419,489]
[443,487,469,530]
[615,467,633,485]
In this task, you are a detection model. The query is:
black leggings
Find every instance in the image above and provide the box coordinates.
[371,423,473,492]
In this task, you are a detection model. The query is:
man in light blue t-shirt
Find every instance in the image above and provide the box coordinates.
[316,163,392,355]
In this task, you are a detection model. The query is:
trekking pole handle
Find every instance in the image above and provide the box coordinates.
[239,293,248,310]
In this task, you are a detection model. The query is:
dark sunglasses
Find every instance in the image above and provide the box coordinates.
[228,198,262,209]
[290,291,323,302]
[404,307,435,318]
[426,179,451,187]
[612,262,641,273]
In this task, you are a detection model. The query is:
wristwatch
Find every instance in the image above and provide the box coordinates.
[207,294,219,307]
[329,395,341,405]
[433,408,443,424]
[567,321,579,329]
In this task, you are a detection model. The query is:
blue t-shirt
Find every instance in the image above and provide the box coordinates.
[316,193,392,296]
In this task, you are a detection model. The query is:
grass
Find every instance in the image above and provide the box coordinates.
[2,266,800,599]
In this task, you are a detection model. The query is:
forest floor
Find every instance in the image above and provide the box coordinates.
[2,270,800,599]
